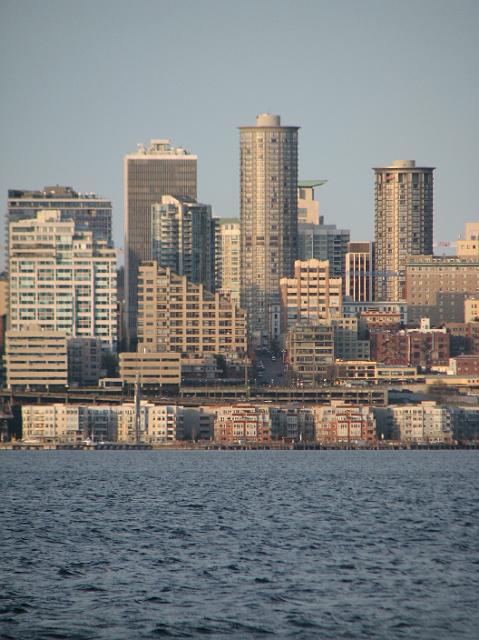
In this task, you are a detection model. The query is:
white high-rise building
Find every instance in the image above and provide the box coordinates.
[9,210,117,350]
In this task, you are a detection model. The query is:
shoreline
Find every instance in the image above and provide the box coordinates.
[1,442,477,451]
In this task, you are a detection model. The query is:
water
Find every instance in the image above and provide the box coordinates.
[0,451,478,639]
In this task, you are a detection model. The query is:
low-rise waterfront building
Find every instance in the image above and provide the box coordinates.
[271,404,315,441]
[374,402,453,444]
[21,404,118,443]
[213,404,272,444]
[312,403,377,445]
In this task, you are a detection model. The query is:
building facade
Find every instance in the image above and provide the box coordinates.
[151,195,215,291]
[297,221,350,279]
[371,325,450,369]
[406,255,479,325]
[240,113,299,346]
[457,223,479,257]
[218,219,241,305]
[377,402,453,444]
[138,262,247,360]
[285,321,335,383]
[345,241,374,302]
[279,259,342,332]
[7,185,112,249]
[5,328,68,390]
[297,180,326,225]
[119,351,181,387]
[374,160,434,301]
[124,139,197,343]
[9,211,117,349]
[313,403,377,445]
[214,404,272,444]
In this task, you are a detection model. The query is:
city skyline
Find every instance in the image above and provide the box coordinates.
[1,0,477,259]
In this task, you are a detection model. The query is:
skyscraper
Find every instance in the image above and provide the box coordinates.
[374,160,434,301]
[124,139,197,344]
[151,195,215,292]
[239,113,299,347]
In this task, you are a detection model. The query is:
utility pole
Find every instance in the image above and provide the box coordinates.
[134,374,141,444]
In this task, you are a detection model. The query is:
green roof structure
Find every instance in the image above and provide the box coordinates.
[298,179,327,188]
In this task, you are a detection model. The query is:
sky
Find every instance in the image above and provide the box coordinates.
[0,0,478,260]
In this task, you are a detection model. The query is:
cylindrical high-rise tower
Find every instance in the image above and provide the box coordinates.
[374,160,434,302]
[239,113,299,347]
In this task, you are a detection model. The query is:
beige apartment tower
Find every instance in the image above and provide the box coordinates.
[124,139,197,344]
[137,262,247,361]
[219,219,241,305]
[374,160,434,302]
[240,113,299,347]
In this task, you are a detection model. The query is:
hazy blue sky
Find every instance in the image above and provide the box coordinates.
[1,0,477,257]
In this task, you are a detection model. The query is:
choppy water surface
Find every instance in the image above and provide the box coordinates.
[0,451,478,639]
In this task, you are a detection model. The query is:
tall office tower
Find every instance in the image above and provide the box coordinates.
[239,113,299,347]
[297,221,350,278]
[9,211,117,350]
[374,160,434,302]
[151,195,215,291]
[7,186,112,247]
[218,219,241,305]
[124,139,197,344]
[345,241,374,301]
[297,180,326,224]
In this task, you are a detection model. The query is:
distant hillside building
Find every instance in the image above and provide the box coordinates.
[406,255,479,325]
